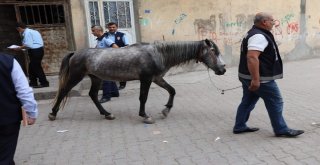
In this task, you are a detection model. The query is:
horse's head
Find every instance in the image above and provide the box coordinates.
[199,39,226,75]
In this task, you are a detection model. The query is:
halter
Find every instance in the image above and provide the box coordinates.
[207,69,241,94]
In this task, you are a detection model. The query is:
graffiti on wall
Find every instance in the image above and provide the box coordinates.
[272,13,299,40]
[172,13,187,35]
[174,13,187,24]
[194,15,217,41]
[194,14,246,45]
[139,18,150,26]
[194,13,300,46]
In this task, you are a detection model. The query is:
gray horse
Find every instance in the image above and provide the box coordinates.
[49,39,226,124]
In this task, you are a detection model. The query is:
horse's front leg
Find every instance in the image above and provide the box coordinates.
[88,75,115,120]
[139,79,154,124]
[153,77,176,118]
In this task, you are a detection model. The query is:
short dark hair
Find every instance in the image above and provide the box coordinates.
[16,22,27,29]
[91,25,103,32]
[106,22,118,27]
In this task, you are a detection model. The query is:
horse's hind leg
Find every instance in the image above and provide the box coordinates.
[153,77,176,118]
[88,75,115,120]
[49,73,85,120]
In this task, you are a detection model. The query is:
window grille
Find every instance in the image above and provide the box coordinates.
[102,1,131,28]
[18,4,65,25]
[89,1,100,26]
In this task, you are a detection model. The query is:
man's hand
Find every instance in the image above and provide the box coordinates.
[249,79,260,91]
[27,118,36,125]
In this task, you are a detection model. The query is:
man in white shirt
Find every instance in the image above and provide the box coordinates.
[234,12,304,137]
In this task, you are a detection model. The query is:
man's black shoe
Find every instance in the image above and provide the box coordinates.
[29,82,38,87]
[99,97,110,103]
[33,84,49,88]
[118,85,125,90]
[30,84,38,88]
[233,127,260,134]
[275,129,304,137]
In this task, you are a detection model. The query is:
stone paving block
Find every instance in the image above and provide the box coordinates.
[206,153,229,164]
[173,156,194,165]
[259,155,286,165]
[279,156,303,165]
[300,157,320,165]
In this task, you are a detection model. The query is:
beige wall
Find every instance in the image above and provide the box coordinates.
[70,0,88,50]
[70,0,320,68]
[137,0,320,66]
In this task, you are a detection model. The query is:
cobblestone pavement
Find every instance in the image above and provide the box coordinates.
[15,58,320,165]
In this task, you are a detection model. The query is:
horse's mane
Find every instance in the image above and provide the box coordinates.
[154,41,204,67]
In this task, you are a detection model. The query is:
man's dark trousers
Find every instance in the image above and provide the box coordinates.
[28,47,49,86]
[102,80,119,99]
[0,122,20,165]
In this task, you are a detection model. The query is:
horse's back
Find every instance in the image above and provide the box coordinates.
[76,45,161,81]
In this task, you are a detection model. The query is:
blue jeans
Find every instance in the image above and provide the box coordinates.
[233,78,289,134]
[102,80,119,99]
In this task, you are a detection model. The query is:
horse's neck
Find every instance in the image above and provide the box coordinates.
[160,42,199,68]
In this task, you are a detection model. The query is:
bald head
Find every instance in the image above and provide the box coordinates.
[253,12,274,31]
[254,12,272,24]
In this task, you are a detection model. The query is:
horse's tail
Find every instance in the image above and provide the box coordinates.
[52,52,75,109]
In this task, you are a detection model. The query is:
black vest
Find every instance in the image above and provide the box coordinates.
[105,31,128,47]
[238,25,283,81]
[0,53,22,125]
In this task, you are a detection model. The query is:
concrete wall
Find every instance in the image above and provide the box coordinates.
[70,0,88,50]
[137,0,320,67]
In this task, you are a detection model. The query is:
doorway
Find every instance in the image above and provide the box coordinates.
[0,5,28,74]
[85,0,137,47]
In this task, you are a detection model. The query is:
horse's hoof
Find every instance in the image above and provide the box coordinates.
[105,114,115,120]
[48,113,56,121]
[162,108,170,118]
[143,117,155,124]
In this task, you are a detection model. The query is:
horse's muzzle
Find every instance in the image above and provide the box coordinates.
[214,66,226,75]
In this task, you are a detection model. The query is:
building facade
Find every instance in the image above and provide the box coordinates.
[0,0,319,74]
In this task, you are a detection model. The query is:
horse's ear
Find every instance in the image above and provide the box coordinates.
[204,39,212,46]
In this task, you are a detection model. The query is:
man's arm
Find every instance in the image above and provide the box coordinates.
[111,43,119,48]
[11,59,38,125]
[122,34,129,46]
[247,50,261,91]
[105,38,119,48]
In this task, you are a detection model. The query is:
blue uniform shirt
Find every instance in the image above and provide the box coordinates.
[105,32,129,46]
[96,35,115,48]
[22,28,44,49]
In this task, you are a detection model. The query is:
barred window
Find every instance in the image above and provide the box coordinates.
[18,4,65,25]
[102,1,131,28]
[89,1,100,26]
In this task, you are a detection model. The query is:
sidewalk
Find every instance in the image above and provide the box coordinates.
[17,58,320,164]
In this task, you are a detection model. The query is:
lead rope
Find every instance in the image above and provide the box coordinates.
[207,69,242,94]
